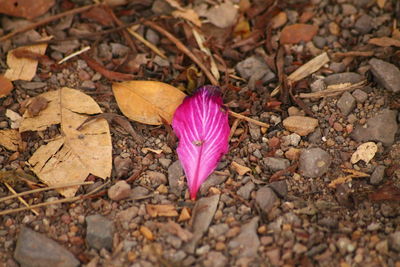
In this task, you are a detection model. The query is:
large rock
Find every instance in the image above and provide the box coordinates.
[299,148,331,178]
[14,226,79,267]
[256,186,278,213]
[168,160,184,196]
[351,109,398,146]
[369,58,400,93]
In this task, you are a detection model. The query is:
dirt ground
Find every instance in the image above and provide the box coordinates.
[0,0,400,266]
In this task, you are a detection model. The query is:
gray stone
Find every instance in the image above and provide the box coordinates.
[203,252,227,267]
[337,92,356,116]
[299,148,331,178]
[14,226,79,267]
[370,165,386,185]
[329,62,346,73]
[237,181,255,200]
[168,160,184,196]
[113,156,132,179]
[159,158,172,168]
[264,157,290,171]
[185,194,220,253]
[354,14,373,34]
[352,89,368,103]
[269,180,288,198]
[208,223,229,238]
[19,82,47,90]
[108,180,131,201]
[313,36,326,49]
[86,215,114,251]
[256,186,278,213]
[281,133,301,146]
[342,4,357,15]
[236,56,275,88]
[369,58,400,93]
[249,123,261,140]
[145,29,159,45]
[351,109,398,146]
[151,0,173,14]
[200,173,228,195]
[324,72,364,85]
[308,127,322,144]
[117,206,139,223]
[146,171,167,186]
[389,232,400,252]
[310,79,326,92]
[228,217,260,257]
[130,186,150,199]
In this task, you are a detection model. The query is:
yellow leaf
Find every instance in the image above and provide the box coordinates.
[231,161,251,175]
[0,129,21,151]
[4,37,51,81]
[146,204,179,217]
[112,81,186,125]
[23,87,112,197]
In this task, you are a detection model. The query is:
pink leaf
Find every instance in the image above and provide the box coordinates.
[172,85,230,200]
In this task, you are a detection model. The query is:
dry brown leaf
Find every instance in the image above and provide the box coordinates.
[5,109,22,129]
[368,37,400,47]
[146,204,179,217]
[178,207,191,222]
[0,129,21,151]
[0,75,13,98]
[22,87,112,197]
[271,12,287,29]
[4,37,50,81]
[173,9,202,27]
[376,0,386,8]
[351,142,377,164]
[280,24,318,44]
[231,161,251,175]
[0,0,54,19]
[328,169,369,188]
[112,81,186,125]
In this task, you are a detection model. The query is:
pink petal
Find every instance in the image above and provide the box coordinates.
[172,85,230,200]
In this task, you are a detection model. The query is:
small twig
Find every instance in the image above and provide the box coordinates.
[228,110,269,128]
[127,26,167,59]
[0,181,94,203]
[143,20,219,86]
[0,181,103,216]
[229,118,241,141]
[4,182,39,216]
[332,51,374,59]
[58,46,91,64]
[299,80,367,99]
[0,3,100,42]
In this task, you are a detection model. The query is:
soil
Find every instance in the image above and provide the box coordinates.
[0,0,400,267]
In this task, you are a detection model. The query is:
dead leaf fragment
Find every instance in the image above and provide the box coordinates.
[368,37,400,47]
[146,204,179,217]
[231,161,251,175]
[140,226,154,241]
[271,12,287,29]
[351,142,378,164]
[0,75,13,98]
[328,168,369,188]
[280,24,318,44]
[0,0,54,19]
[23,88,112,197]
[376,0,386,8]
[205,1,238,28]
[4,37,51,81]
[27,96,48,116]
[178,207,191,222]
[0,129,21,151]
[5,109,22,129]
[112,81,186,125]
[172,9,202,27]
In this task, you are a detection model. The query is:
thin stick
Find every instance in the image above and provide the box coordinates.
[126,27,167,59]
[0,181,94,203]
[58,46,91,64]
[0,181,103,216]
[4,182,39,216]
[228,110,269,128]
[0,4,99,42]
[229,118,240,141]
[143,20,219,86]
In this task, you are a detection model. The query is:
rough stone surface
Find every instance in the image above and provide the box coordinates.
[14,226,79,267]
[86,215,114,251]
[228,217,260,257]
[264,157,290,171]
[168,160,184,196]
[354,14,373,34]
[299,148,332,178]
[200,174,228,195]
[351,109,398,146]
[256,187,278,213]
[185,194,220,253]
[369,58,400,93]
[370,165,386,185]
[337,92,356,116]
[389,232,400,252]
[203,252,227,267]
[107,180,131,201]
[269,180,288,198]
[283,116,319,136]
[237,181,255,200]
[324,72,364,85]
[352,89,368,103]
[236,56,275,89]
